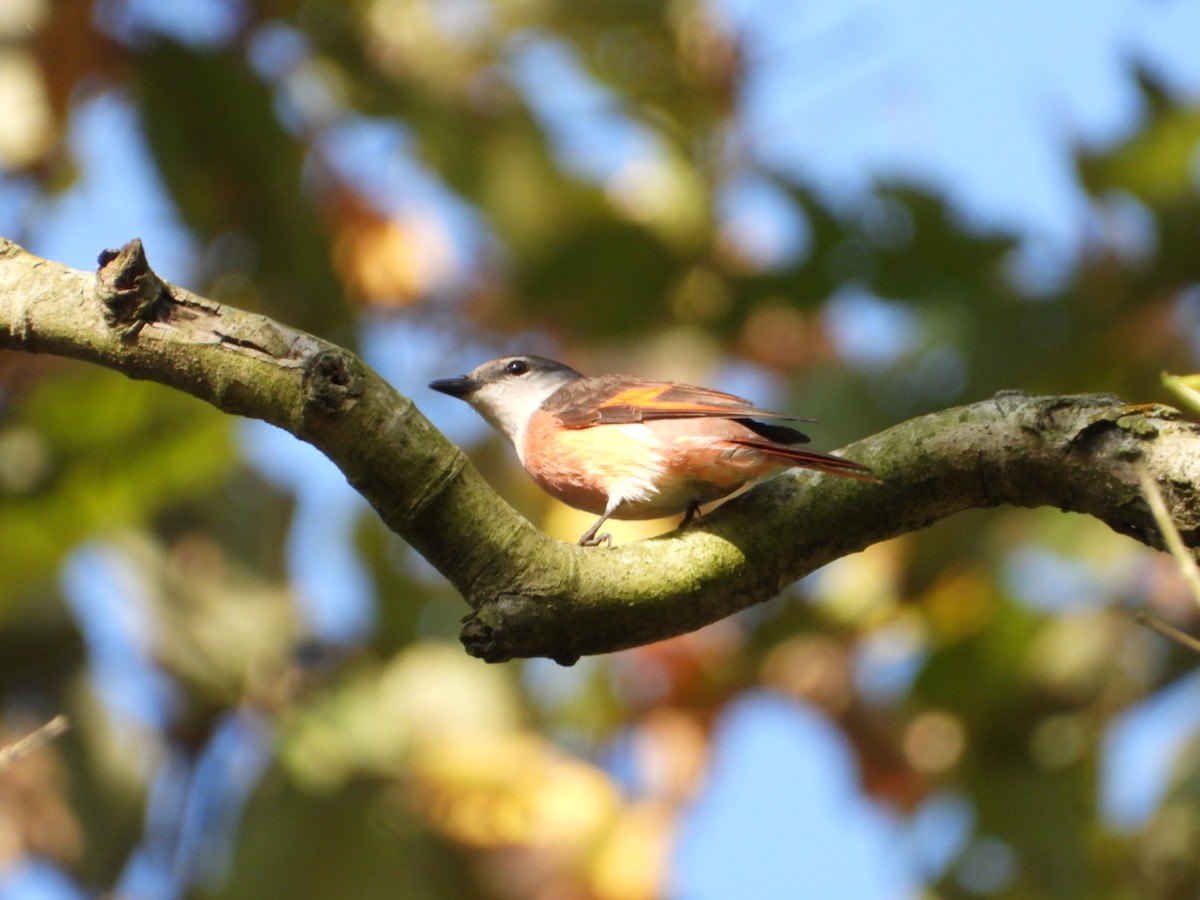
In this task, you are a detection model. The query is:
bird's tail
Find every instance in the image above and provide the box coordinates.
[725,440,880,483]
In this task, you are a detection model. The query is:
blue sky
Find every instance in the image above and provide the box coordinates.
[672,693,926,898]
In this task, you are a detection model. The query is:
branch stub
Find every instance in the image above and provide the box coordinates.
[302,348,364,413]
[95,239,169,339]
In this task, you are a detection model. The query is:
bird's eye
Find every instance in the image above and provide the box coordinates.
[505,359,529,376]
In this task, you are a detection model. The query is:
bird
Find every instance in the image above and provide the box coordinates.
[429,355,877,546]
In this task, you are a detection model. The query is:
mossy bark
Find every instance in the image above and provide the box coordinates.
[3,238,1197,663]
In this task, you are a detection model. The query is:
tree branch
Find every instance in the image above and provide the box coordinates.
[3,238,1197,664]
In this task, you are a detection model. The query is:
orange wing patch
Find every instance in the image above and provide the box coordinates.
[551,377,809,428]
[598,383,765,417]
[600,384,676,409]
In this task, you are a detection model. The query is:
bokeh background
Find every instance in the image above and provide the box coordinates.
[3,0,1200,897]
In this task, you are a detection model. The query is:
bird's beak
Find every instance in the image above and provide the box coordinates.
[429,376,481,399]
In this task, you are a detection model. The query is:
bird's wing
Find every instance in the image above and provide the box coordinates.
[545,375,813,427]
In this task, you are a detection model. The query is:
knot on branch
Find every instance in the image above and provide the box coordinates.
[461,596,581,667]
[460,609,503,662]
[96,239,169,340]
[302,348,364,413]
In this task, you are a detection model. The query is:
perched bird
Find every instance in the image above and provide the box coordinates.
[430,355,877,546]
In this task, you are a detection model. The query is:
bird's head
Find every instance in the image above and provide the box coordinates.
[429,355,582,446]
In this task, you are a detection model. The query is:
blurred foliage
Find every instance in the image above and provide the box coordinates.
[0,368,234,614]
[2,0,1200,898]
[135,43,347,336]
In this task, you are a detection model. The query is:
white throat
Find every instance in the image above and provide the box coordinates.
[468,377,570,463]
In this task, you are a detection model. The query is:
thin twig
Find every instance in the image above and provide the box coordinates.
[1138,467,1200,609]
[1135,466,1200,655]
[1162,372,1200,416]
[1135,611,1200,656]
[0,715,69,771]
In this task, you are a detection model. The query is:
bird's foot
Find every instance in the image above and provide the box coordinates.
[578,532,613,548]
[681,500,703,527]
